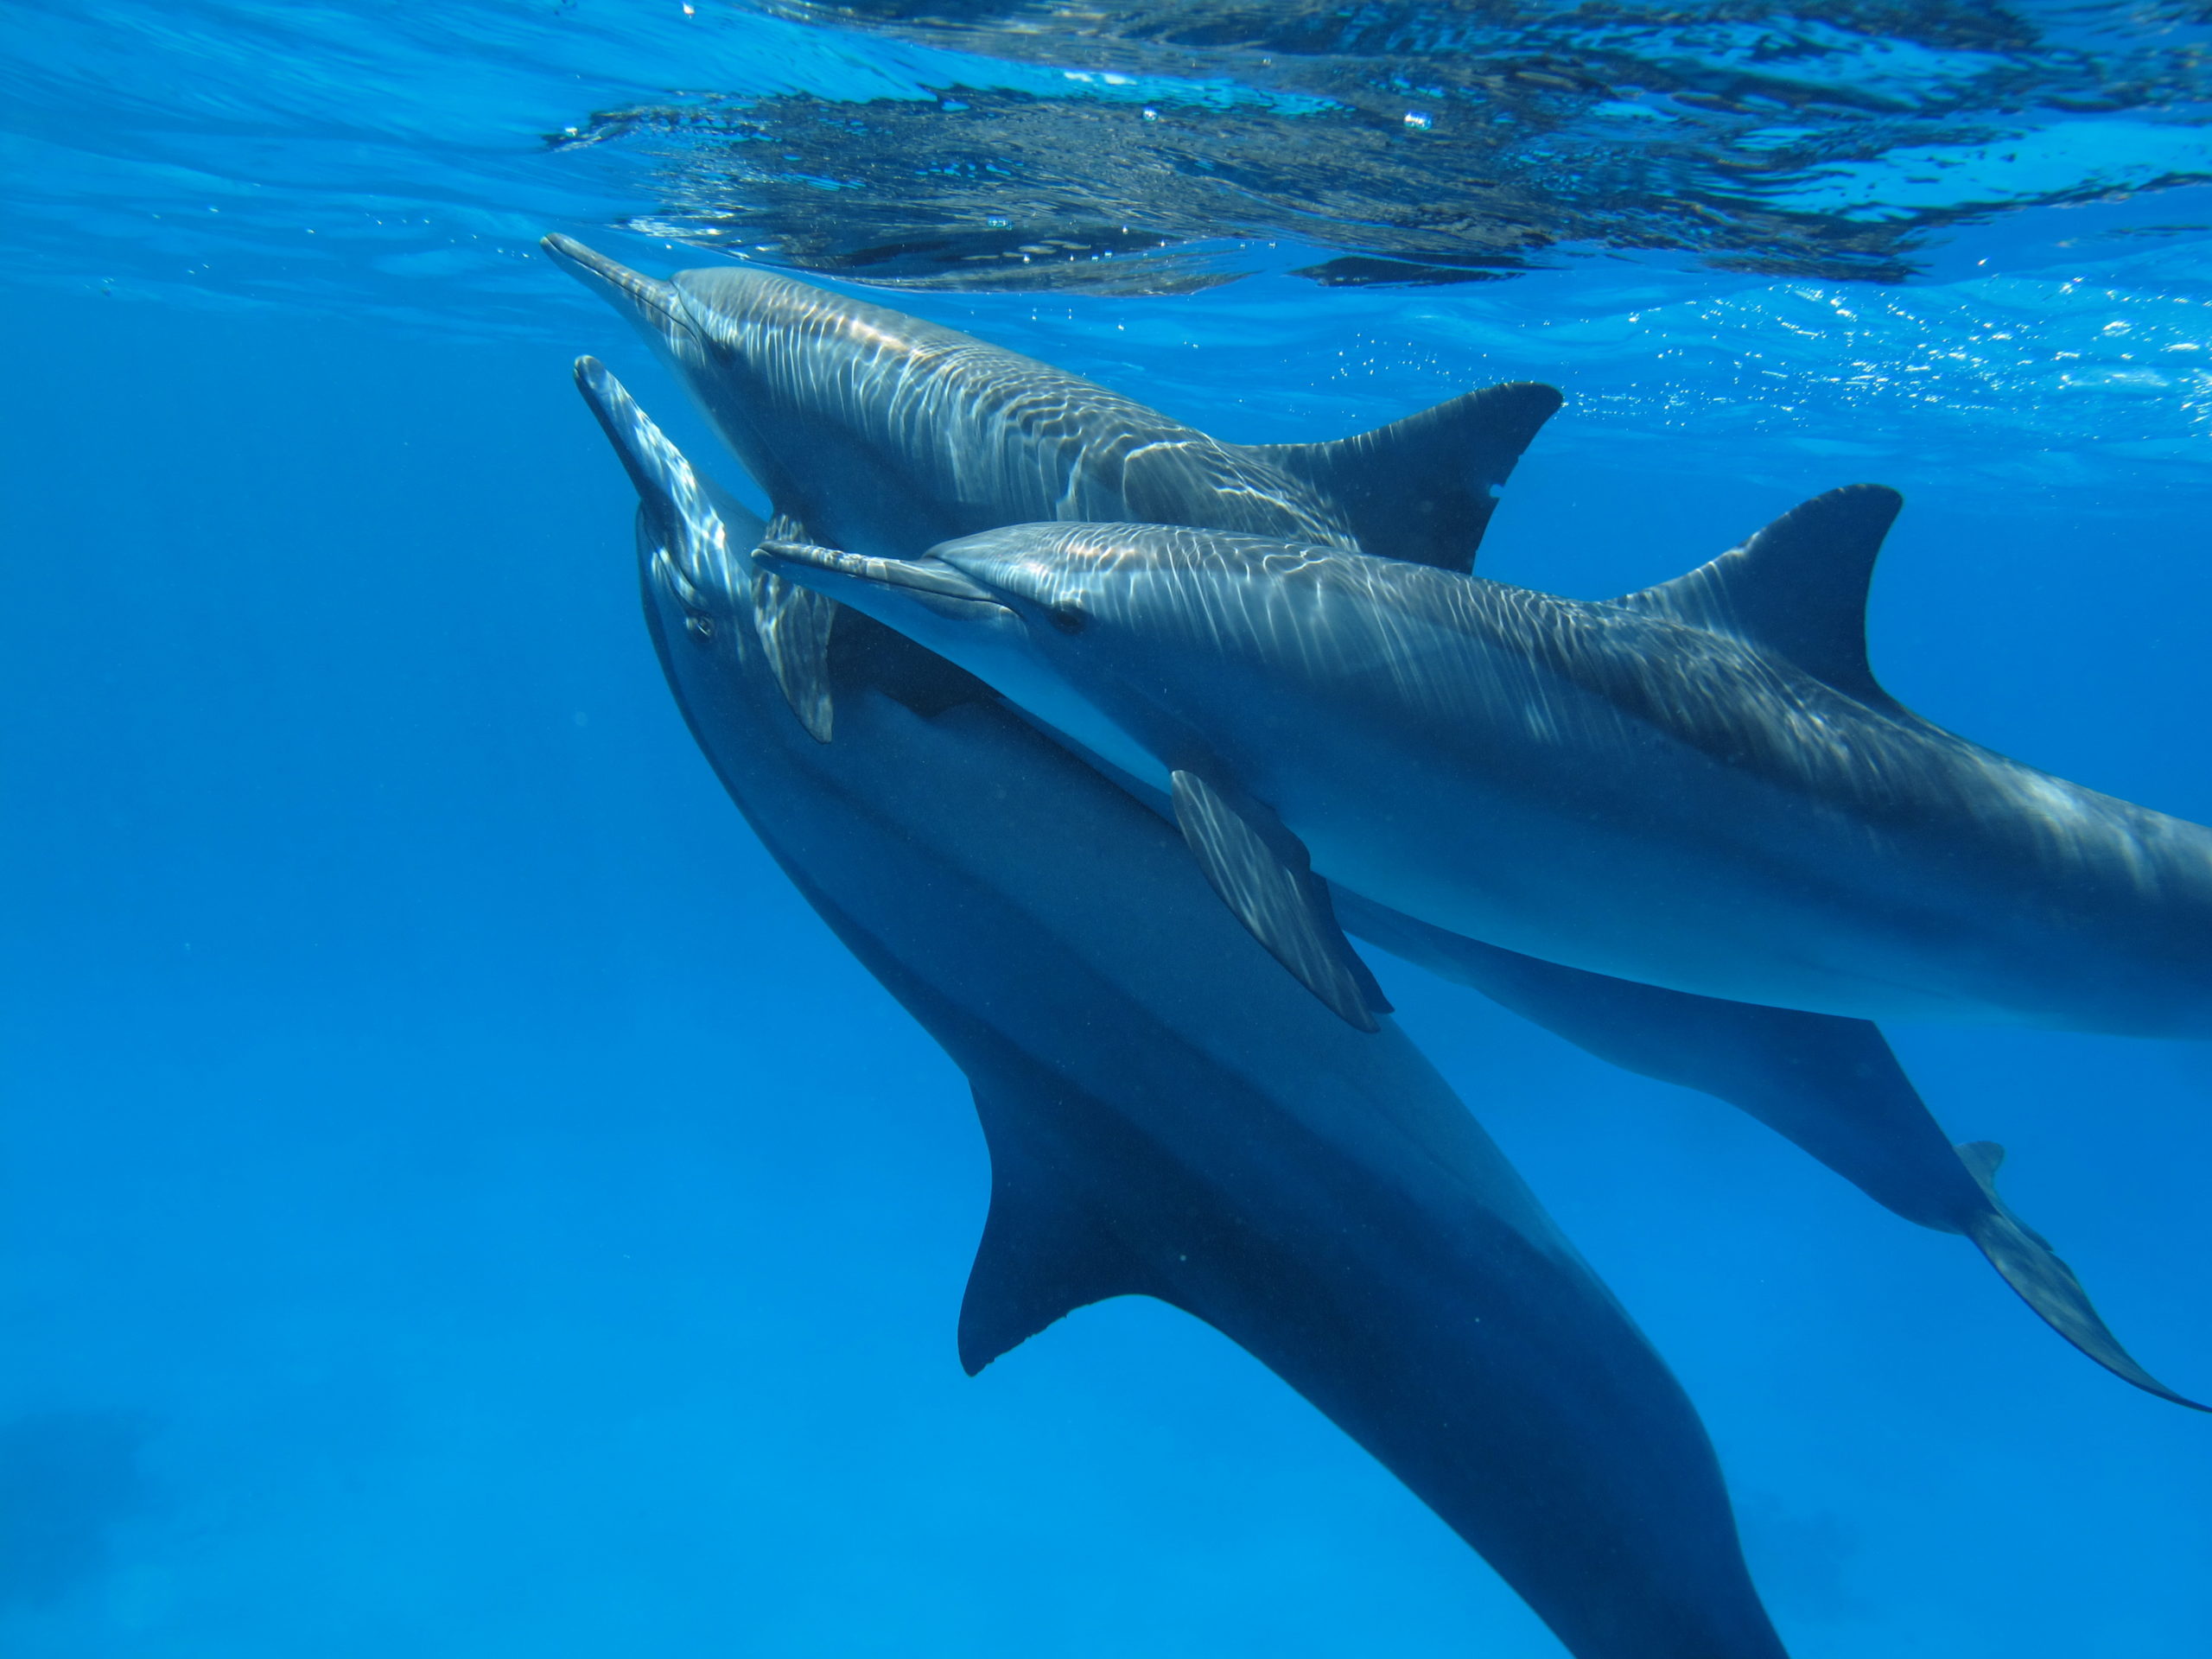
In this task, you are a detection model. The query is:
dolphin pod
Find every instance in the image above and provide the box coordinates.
[575,357,1793,1659]
[550,234,2197,1410]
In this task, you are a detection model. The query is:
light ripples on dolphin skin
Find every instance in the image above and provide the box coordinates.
[672,264,1368,544]
[938,521,2212,903]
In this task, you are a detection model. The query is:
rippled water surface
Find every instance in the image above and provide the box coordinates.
[3,3,2210,1656]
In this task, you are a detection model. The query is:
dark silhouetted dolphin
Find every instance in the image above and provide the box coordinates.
[575,357,1795,1659]
[552,238,2199,1408]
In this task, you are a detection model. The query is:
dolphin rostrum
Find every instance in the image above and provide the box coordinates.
[576,357,1795,1659]
[551,238,2200,1408]
[758,514,2212,1044]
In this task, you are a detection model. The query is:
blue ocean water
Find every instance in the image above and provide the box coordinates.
[4,3,2212,1655]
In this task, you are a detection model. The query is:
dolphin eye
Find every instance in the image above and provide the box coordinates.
[1047,602,1087,635]
[684,613,715,640]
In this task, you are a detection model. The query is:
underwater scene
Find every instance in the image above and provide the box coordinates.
[6,2,2212,1654]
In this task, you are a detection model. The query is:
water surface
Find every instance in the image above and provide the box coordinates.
[3,3,2210,1655]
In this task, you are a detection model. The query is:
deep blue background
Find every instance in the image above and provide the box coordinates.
[3,270,2210,1656]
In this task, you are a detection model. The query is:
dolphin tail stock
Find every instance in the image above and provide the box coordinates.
[1243,380,1563,572]
[1954,1141,2209,1412]
[1171,769,1390,1032]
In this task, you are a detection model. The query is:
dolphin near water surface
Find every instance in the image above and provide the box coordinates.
[575,357,1796,1659]
[553,235,2200,1408]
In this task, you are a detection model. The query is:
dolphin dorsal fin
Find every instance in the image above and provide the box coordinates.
[1618,484,1904,709]
[958,1089,1156,1375]
[1246,382,1563,572]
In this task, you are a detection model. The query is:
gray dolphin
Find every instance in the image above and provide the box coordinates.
[543,232,1556,579]
[575,357,1794,1659]
[550,237,2200,1408]
[760,515,2212,1044]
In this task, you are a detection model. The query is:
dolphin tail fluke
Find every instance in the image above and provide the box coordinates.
[1957,1141,2209,1412]
[1170,769,1389,1033]
[1244,380,1562,572]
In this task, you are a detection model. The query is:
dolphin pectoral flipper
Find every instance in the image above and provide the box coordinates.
[1171,770,1389,1033]
[1618,483,1904,709]
[1955,1141,2209,1411]
[1247,381,1563,573]
[751,517,839,743]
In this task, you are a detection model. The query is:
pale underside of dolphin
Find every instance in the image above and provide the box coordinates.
[552,235,2202,1409]
[575,358,1795,1659]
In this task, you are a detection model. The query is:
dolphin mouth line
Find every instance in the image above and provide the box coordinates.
[755,540,1011,612]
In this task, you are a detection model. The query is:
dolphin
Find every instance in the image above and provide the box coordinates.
[549,238,2200,1408]
[575,357,1795,1659]
[756,513,2212,1045]
[542,232,1556,579]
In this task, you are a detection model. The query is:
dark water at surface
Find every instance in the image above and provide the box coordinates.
[3,3,2212,1656]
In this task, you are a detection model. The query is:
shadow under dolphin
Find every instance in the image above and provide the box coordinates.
[575,357,1794,1659]
[550,234,2196,1410]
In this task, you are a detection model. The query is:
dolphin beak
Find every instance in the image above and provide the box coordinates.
[573,356,680,511]
[571,356,732,610]
[754,541,1009,614]
[543,233,696,346]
